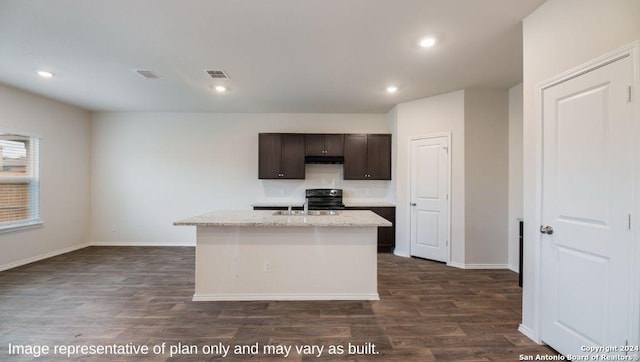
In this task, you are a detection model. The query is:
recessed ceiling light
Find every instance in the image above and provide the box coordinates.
[386,86,398,93]
[419,37,436,48]
[214,85,227,93]
[37,70,54,78]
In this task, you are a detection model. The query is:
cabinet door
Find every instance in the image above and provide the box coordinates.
[367,134,391,180]
[344,206,396,252]
[324,134,344,156]
[304,134,326,156]
[343,134,368,179]
[281,134,305,179]
[371,207,395,252]
[258,133,282,179]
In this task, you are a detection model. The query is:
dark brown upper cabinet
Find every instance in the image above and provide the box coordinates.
[258,133,305,179]
[344,134,391,180]
[304,134,344,157]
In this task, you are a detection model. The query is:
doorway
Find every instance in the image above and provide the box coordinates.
[409,134,451,263]
[537,47,637,356]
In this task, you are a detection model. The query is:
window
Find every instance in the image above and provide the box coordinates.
[0,133,40,231]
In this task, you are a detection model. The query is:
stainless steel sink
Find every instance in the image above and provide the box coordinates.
[309,210,340,216]
[272,210,340,216]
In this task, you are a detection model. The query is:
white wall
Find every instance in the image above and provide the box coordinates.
[393,90,466,262]
[0,84,91,270]
[393,88,509,267]
[464,89,509,267]
[521,0,640,342]
[508,84,523,272]
[90,112,390,246]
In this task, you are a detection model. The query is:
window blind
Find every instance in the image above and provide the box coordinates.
[0,133,40,231]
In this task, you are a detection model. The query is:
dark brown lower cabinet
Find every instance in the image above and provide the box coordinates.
[253,206,303,211]
[345,206,395,253]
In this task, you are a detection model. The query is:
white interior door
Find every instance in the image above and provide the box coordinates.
[410,135,450,262]
[540,56,634,357]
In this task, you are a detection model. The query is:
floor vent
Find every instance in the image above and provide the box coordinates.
[205,70,230,79]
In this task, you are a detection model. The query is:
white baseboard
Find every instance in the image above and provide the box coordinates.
[393,250,410,257]
[465,263,510,269]
[447,262,510,270]
[508,263,519,273]
[91,241,195,247]
[518,324,543,345]
[193,293,380,302]
[0,242,90,271]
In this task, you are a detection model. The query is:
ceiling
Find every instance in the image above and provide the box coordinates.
[0,0,546,113]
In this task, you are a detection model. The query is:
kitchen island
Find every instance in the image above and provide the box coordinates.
[174,210,391,301]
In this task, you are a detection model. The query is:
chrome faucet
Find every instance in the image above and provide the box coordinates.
[288,205,292,214]
[303,198,309,214]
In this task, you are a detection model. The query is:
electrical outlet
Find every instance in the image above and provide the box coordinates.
[264,260,272,273]
[111,224,118,233]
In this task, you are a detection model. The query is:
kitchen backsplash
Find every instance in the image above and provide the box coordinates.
[256,163,392,204]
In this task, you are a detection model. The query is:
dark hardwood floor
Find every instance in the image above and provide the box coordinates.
[0,247,557,361]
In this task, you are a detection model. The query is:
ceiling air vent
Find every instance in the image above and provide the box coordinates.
[205,69,230,79]
[136,70,160,79]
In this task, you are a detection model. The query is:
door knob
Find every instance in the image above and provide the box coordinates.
[540,225,554,235]
[410,203,417,206]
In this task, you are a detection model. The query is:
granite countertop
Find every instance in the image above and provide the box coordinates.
[174,210,392,227]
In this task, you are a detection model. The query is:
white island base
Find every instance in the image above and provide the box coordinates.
[193,226,379,301]
[174,210,390,301]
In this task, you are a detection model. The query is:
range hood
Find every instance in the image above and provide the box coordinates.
[305,155,344,164]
